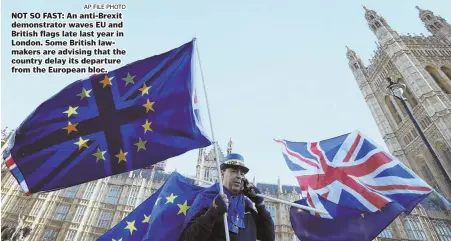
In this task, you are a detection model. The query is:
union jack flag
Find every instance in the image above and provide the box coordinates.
[276,130,432,218]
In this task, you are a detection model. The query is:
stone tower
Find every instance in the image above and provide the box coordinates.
[195,138,234,183]
[416,6,451,43]
[195,144,226,183]
[348,6,451,198]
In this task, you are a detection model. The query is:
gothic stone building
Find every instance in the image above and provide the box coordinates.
[347,5,451,241]
[1,161,168,241]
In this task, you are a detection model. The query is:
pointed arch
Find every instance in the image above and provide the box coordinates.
[440,66,451,81]
[434,22,442,28]
[421,165,434,180]
[435,141,451,163]
[414,155,439,191]
[425,66,451,94]
[393,98,408,117]
[396,78,418,108]
[385,96,402,124]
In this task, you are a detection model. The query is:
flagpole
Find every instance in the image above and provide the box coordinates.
[194,38,231,241]
[188,177,329,215]
[1,135,13,154]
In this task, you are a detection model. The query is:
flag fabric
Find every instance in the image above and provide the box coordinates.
[2,40,212,194]
[96,172,206,241]
[183,182,255,234]
[289,197,406,241]
[97,172,254,241]
[276,130,433,241]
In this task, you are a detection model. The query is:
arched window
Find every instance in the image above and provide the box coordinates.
[403,216,427,240]
[429,25,437,31]
[426,66,451,94]
[440,66,451,81]
[385,96,402,124]
[392,97,408,118]
[436,142,451,162]
[434,22,442,28]
[421,165,434,183]
[397,78,418,107]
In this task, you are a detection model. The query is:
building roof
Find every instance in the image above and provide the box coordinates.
[257,183,301,195]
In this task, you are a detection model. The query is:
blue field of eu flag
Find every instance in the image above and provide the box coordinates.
[96,172,207,241]
[289,196,407,241]
[2,40,212,194]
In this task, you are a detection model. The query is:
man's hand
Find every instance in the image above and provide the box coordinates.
[211,193,229,216]
[243,178,264,205]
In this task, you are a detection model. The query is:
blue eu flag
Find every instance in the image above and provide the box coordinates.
[289,196,407,241]
[2,40,212,194]
[96,172,206,241]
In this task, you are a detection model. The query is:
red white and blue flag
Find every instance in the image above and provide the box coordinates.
[276,130,432,218]
[276,130,433,241]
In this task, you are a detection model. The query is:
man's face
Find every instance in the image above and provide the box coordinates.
[222,167,245,194]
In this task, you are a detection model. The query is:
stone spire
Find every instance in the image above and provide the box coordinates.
[416,6,451,43]
[227,137,233,155]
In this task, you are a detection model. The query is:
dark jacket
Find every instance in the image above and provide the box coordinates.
[180,204,275,241]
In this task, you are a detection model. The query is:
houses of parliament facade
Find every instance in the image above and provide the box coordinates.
[2,5,451,241]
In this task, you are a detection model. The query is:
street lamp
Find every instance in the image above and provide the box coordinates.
[386,77,450,188]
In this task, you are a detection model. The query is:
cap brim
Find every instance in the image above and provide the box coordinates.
[221,164,249,174]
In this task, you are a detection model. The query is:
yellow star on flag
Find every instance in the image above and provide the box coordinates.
[142,120,152,133]
[63,106,79,117]
[122,72,135,86]
[134,138,147,152]
[213,199,218,209]
[99,75,114,88]
[142,99,155,113]
[115,149,128,163]
[93,148,106,162]
[76,88,92,99]
[62,121,78,134]
[74,137,89,150]
[124,220,137,235]
[177,201,191,216]
[142,214,150,223]
[138,83,151,96]
[361,213,365,218]
[165,193,178,204]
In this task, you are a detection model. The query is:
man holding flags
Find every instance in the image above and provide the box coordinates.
[94,153,276,241]
[181,153,275,241]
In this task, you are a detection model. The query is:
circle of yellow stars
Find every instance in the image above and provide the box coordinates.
[60,72,157,166]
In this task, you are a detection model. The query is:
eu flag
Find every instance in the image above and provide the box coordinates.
[2,40,212,194]
[96,172,206,241]
[289,196,406,241]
